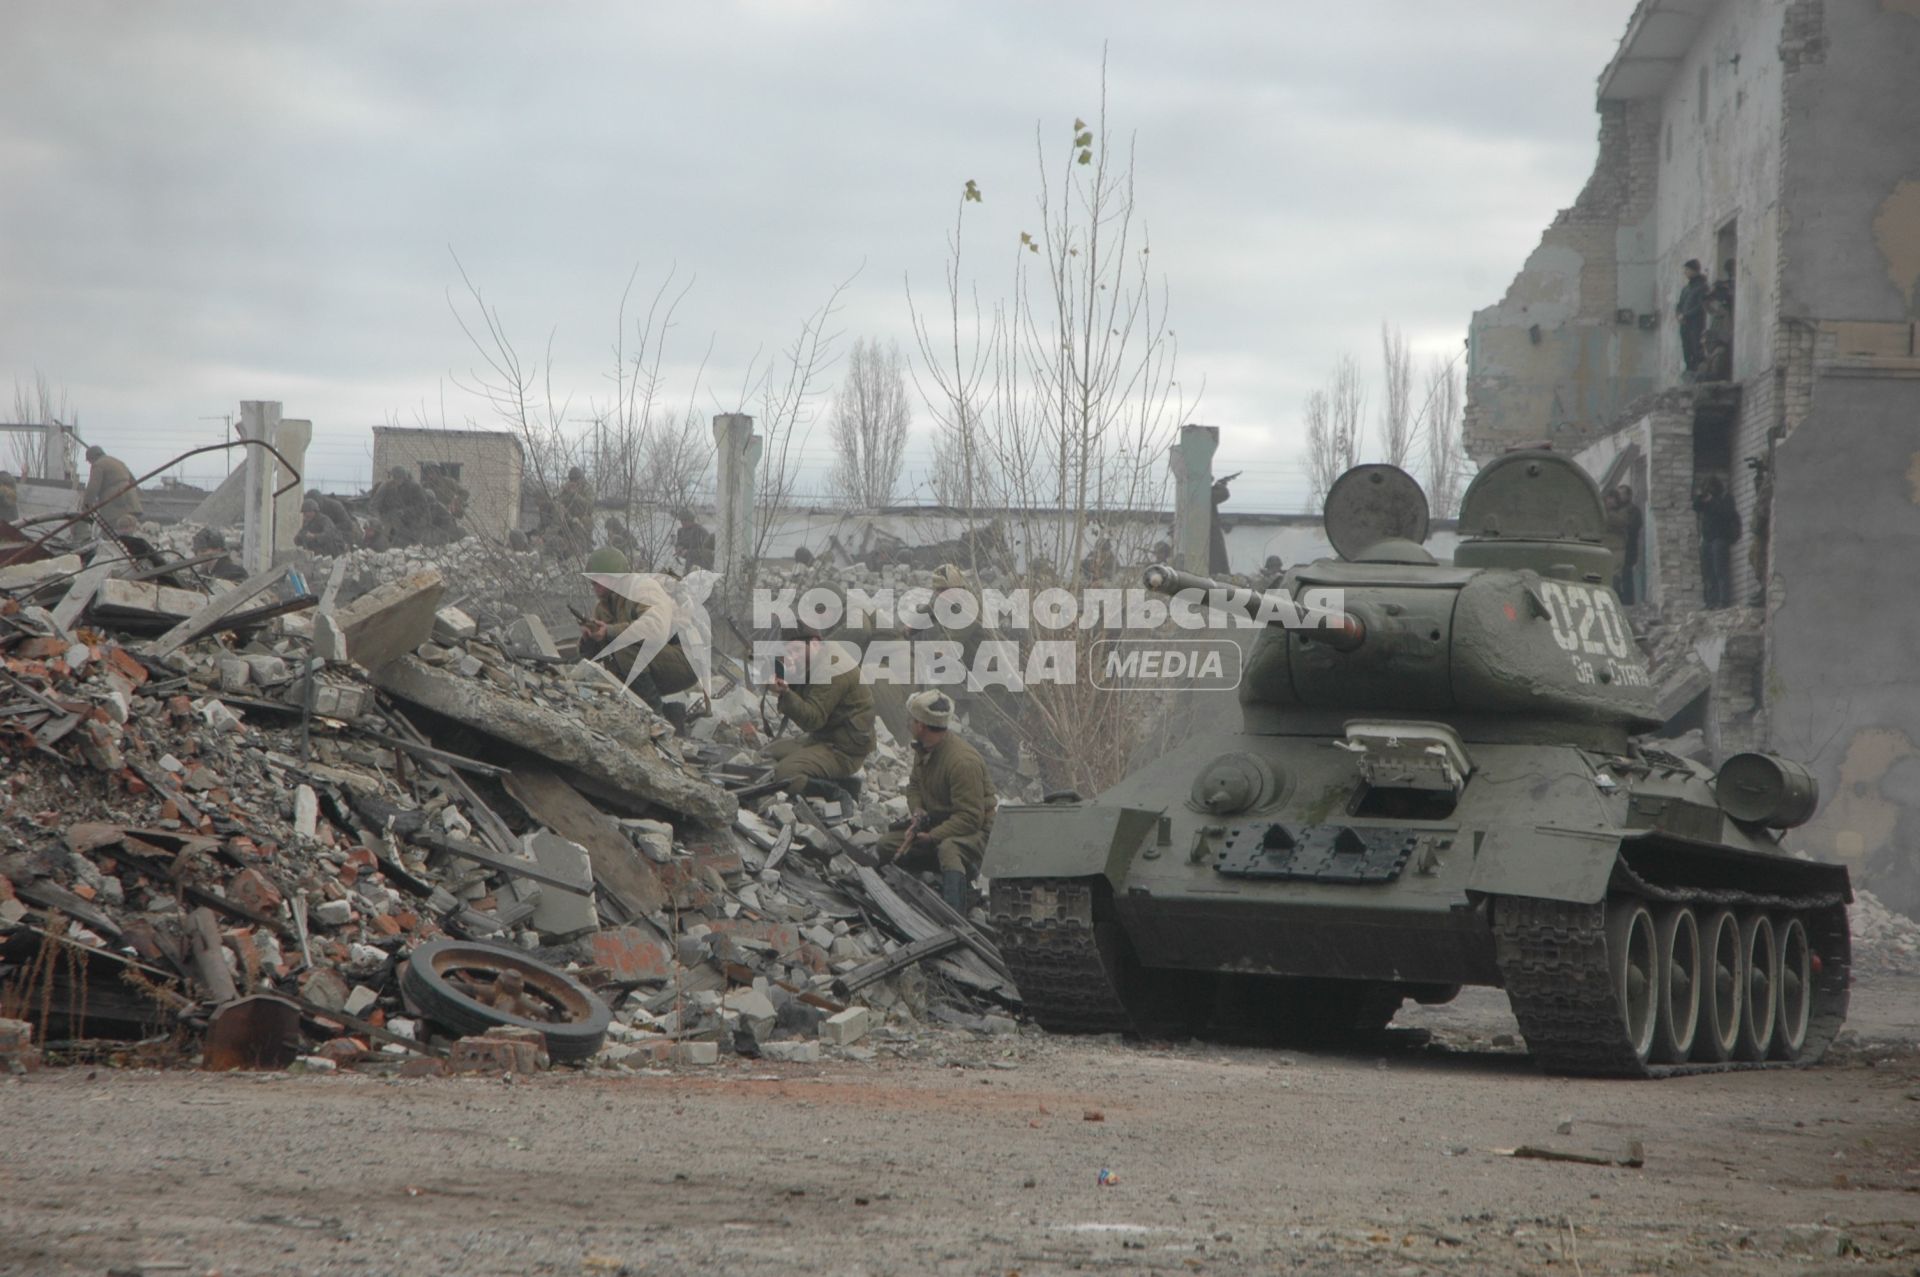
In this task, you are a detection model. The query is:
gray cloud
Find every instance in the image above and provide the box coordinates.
[0,1,1630,509]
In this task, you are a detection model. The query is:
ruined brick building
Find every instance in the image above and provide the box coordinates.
[1466,0,1920,914]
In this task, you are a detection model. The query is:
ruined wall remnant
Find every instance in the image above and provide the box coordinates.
[1472,0,1920,916]
[1763,0,1920,917]
[1463,100,1662,460]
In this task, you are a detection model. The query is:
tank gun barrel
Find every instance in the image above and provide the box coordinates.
[1140,564,1366,651]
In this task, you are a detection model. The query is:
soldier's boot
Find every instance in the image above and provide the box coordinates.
[941,870,969,914]
[627,667,671,718]
[661,702,689,733]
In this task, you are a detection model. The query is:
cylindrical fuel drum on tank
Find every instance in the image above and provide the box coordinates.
[1715,753,1820,828]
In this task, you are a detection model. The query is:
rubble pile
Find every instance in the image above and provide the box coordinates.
[1848,889,1920,976]
[1631,604,1766,730]
[0,533,1018,1076]
[161,526,573,634]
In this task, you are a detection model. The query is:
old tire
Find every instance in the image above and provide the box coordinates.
[1651,905,1701,1064]
[401,939,610,1063]
[1734,912,1778,1062]
[1694,908,1743,1063]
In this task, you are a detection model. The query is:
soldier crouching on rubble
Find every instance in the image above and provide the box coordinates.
[192,526,247,581]
[295,497,347,556]
[894,689,996,912]
[578,545,697,730]
[766,624,875,789]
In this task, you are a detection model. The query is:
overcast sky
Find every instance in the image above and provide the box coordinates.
[0,2,1633,511]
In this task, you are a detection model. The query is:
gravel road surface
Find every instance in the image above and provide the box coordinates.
[3,976,1917,1276]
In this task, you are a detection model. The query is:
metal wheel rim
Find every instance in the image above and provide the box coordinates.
[1609,901,1658,1062]
[1656,906,1701,1062]
[1774,915,1812,1057]
[1740,913,1778,1058]
[1700,909,1743,1059]
[427,948,596,1025]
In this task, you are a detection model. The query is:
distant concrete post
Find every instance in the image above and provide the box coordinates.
[712,413,762,631]
[1168,423,1219,575]
[238,401,281,575]
[271,418,312,556]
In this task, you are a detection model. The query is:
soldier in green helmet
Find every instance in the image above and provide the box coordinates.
[766,624,875,789]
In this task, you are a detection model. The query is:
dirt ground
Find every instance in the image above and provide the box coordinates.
[3,976,1917,1277]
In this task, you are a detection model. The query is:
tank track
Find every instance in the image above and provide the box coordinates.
[988,878,1135,1034]
[1493,888,1850,1078]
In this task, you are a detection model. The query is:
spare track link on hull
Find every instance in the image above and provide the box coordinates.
[1493,893,1847,1078]
[990,878,1134,1035]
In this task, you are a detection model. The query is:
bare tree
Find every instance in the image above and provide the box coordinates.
[910,181,1000,515]
[1420,354,1467,517]
[1302,389,1337,511]
[1303,355,1365,510]
[905,56,1198,797]
[447,250,580,513]
[9,371,77,481]
[1329,355,1365,477]
[583,265,715,566]
[444,253,731,567]
[910,55,1192,574]
[828,337,911,508]
[1377,322,1414,469]
[739,274,854,565]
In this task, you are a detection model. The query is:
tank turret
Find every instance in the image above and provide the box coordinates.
[1144,454,1658,746]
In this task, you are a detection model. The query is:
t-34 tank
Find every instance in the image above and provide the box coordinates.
[983,453,1849,1075]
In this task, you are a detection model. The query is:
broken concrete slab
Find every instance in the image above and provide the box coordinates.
[93,578,210,626]
[432,606,477,643]
[821,1005,871,1045]
[242,653,289,684]
[293,785,319,838]
[505,614,561,662]
[723,987,778,1042]
[312,613,348,663]
[1656,654,1712,723]
[334,569,445,674]
[525,831,599,938]
[502,764,667,918]
[50,561,118,631]
[0,554,82,592]
[146,563,293,657]
[375,654,737,826]
[185,463,248,528]
[287,681,373,720]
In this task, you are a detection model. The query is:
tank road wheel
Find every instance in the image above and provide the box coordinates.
[1694,908,1745,1063]
[1650,905,1702,1064]
[1605,898,1659,1066]
[1735,911,1779,1061]
[1771,914,1813,1061]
